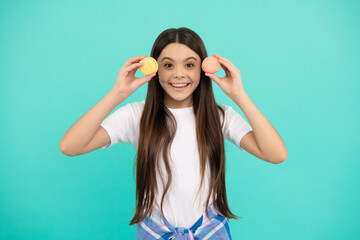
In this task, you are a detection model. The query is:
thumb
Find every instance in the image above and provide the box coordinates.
[205,73,221,86]
[139,73,156,85]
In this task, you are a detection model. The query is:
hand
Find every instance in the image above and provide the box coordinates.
[205,54,245,98]
[112,55,156,96]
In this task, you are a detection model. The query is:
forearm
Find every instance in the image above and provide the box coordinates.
[59,89,128,155]
[231,90,288,162]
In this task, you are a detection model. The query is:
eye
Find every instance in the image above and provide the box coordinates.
[163,63,195,68]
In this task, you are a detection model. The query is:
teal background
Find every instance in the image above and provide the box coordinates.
[1,0,359,239]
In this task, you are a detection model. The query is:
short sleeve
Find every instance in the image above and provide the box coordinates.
[100,102,140,149]
[220,105,253,151]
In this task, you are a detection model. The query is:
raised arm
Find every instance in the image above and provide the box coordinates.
[59,90,128,156]
[59,54,156,156]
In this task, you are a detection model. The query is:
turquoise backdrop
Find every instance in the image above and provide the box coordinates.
[1,0,359,239]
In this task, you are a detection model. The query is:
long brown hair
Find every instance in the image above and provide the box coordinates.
[129,27,241,225]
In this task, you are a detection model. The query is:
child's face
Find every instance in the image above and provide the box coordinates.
[157,43,201,109]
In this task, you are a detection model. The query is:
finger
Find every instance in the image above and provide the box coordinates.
[218,60,231,76]
[217,59,238,76]
[205,73,221,85]
[138,73,156,85]
[212,54,234,67]
[212,53,234,75]
[127,68,137,77]
[124,62,144,75]
[124,55,147,67]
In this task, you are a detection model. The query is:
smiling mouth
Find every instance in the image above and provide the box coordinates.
[169,83,190,90]
[170,83,189,87]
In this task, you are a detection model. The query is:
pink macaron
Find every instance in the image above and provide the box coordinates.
[202,56,221,74]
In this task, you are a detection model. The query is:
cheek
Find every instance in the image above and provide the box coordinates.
[194,81,201,88]
[192,69,201,79]
[158,78,169,90]
[158,71,169,81]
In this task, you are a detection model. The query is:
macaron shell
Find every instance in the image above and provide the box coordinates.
[139,57,158,75]
[202,56,221,74]
[150,57,158,73]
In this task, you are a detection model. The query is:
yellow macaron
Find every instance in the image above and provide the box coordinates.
[139,57,158,75]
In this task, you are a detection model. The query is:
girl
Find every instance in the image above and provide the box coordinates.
[60,27,287,239]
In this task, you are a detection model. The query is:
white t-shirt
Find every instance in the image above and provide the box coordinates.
[100,101,253,228]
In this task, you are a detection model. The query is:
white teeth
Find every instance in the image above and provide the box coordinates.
[171,83,188,87]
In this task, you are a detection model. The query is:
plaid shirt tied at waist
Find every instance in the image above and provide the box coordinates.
[135,200,232,240]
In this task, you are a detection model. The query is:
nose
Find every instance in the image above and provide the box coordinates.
[174,66,185,79]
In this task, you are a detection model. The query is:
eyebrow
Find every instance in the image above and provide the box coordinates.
[161,57,197,62]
